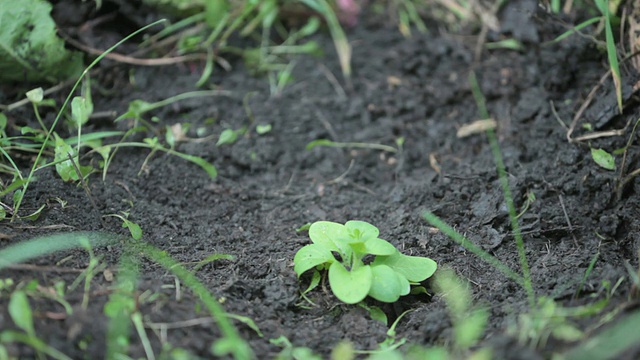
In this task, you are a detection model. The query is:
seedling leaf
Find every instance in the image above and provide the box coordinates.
[308,221,349,256]
[345,220,379,240]
[373,251,437,283]
[591,148,615,170]
[121,219,142,240]
[8,291,35,335]
[54,134,91,182]
[71,96,93,128]
[256,124,272,135]
[170,152,217,179]
[328,261,372,304]
[363,238,397,256]
[293,244,335,277]
[26,88,44,103]
[368,264,408,303]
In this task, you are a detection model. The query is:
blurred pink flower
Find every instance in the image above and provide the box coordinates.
[336,0,361,27]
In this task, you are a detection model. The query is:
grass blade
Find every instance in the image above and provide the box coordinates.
[468,71,535,307]
[133,240,253,359]
[0,232,119,270]
[422,211,525,288]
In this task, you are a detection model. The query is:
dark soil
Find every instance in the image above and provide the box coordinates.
[2,1,640,359]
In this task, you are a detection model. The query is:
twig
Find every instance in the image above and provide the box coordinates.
[62,34,207,66]
[318,63,347,100]
[2,263,84,273]
[558,194,578,247]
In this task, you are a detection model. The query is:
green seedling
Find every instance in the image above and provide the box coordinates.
[216,127,247,146]
[270,335,322,360]
[294,221,437,304]
[105,212,143,240]
[516,190,536,219]
[591,147,615,170]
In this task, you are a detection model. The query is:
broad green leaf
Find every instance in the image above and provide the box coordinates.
[359,303,387,324]
[328,262,372,304]
[591,148,615,170]
[367,264,407,303]
[373,251,437,283]
[293,244,335,278]
[345,220,379,241]
[309,221,349,256]
[0,0,83,82]
[364,238,397,256]
[8,291,35,335]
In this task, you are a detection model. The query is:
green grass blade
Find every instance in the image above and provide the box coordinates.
[549,17,600,43]
[105,248,139,359]
[298,0,351,80]
[600,1,622,113]
[422,211,525,287]
[0,330,72,360]
[133,241,254,360]
[574,252,599,299]
[468,71,535,307]
[0,232,119,270]
[168,151,217,179]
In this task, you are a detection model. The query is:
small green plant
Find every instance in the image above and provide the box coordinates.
[294,221,437,304]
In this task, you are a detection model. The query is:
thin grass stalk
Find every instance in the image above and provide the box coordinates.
[468,71,535,307]
[133,240,253,360]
